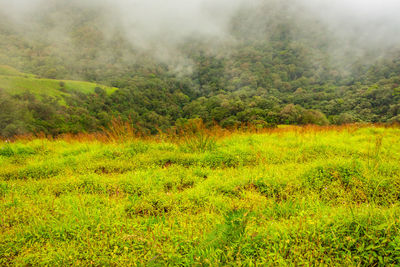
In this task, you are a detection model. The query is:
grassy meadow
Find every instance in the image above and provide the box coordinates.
[0,65,117,99]
[1,125,400,265]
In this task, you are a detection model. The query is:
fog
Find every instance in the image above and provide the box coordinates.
[1,0,399,67]
[299,0,400,48]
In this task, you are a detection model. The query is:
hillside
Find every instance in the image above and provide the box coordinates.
[0,65,116,98]
[1,125,400,265]
[0,1,399,137]
[0,65,118,136]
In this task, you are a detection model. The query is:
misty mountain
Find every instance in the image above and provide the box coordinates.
[0,0,399,136]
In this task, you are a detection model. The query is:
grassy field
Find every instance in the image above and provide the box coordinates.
[0,65,117,99]
[1,125,400,265]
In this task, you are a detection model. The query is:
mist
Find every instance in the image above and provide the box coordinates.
[299,0,400,49]
[1,0,400,71]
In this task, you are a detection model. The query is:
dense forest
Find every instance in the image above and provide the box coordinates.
[0,1,399,137]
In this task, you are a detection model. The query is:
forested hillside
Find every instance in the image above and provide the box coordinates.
[0,0,399,137]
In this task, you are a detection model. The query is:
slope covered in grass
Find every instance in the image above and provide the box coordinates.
[0,65,34,77]
[0,65,117,98]
[0,125,400,265]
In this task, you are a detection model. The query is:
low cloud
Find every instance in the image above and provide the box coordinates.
[1,0,399,70]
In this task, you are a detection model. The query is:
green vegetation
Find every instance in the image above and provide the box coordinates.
[1,125,400,265]
[1,1,399,265]
[0,66,118,137]
[0,66,116,98]
[0,65,34,77]
[0,2,399,137]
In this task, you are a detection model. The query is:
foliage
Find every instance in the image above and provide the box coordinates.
[0,2,400,137]
[0,125,400,265]
[174,119,217,153]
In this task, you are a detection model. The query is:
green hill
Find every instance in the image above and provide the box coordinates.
[0,65,119,137]
[0,1,399,137]
[0,65,117,98]
[0,65,33,77]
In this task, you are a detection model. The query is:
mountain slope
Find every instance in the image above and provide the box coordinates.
[0,65,116,98]
[0,1,399,137]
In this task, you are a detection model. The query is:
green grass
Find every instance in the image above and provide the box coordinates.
[0,65,117,98]
[0,65,34,77]
[1,126,400,265]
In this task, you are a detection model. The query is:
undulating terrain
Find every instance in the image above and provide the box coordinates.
[1,0,400,265]
[1,125,400,265]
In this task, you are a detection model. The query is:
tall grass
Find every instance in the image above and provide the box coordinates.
[1,124,399,265]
